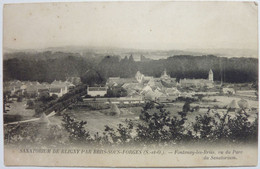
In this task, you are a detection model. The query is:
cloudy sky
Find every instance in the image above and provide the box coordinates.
[3,1,258,51]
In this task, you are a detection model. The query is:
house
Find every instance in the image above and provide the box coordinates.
[4,80,23,96]
[142,88,165,101]
[49,87,64,97]
[127,90,142,97]
[10,86,21,96]
[143,90,157,100]
[122,83,143,96]
[154,90,165,98]
[20,84,27,94]
[180,78,214,88]
[106,77,121,87]
[26,85,38,97]
[147,78,155,87]
[141,85,153,93]
[87,87,108,97]
[50,80,71,96]
[51,80,70,91]
[37,84,50,95]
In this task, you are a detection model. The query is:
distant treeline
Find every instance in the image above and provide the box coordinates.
[3,52,258,84]
[138,55,258,83]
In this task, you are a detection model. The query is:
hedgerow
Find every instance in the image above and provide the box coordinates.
[4,101,258,147]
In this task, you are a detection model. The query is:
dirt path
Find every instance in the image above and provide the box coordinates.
[4,111,56,126]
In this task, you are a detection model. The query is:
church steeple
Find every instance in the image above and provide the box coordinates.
[163,69,167,76]
[208,69,213,82]
[161,69,170,80]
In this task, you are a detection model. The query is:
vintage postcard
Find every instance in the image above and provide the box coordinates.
[2,1,259,167]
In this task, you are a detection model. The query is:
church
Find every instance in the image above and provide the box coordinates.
[179,69,214,88]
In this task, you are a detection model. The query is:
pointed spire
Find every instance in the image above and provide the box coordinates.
[209,69,213,74]
[208,69,214,81]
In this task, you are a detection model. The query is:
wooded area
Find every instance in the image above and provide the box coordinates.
[3,52,258,84]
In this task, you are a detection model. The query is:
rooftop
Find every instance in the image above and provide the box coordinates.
[88,87,107,91]
[50,88,62,93]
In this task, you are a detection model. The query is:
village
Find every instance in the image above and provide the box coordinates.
[2,2,259,168]
[3,67,258,130]
[2,69,231,102]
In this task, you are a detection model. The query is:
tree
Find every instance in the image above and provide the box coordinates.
[38,92,51,103]
[26,99,35,109]
[62,113,91,143]
[51,94,58,100]
[182,101,191,113]
[81,69,106,86]
[105,86,127,97]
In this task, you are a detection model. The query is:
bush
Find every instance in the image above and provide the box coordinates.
[227,110,258,142]
[62,113,91,143]
[100,120,134,145]
[26,99,35,109]
[105,86,127,97]
[4,122,66,146]
[136,102,191,145]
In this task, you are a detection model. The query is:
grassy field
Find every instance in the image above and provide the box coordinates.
[5,93,258,135]
[48,93,258,136]
[4,100,35,122]
[205,95,258,108]
[49,107,142,135]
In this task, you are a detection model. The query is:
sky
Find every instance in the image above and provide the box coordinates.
[3,1,258,51]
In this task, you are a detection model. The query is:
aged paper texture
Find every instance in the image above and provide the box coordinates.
[2,1,258,167]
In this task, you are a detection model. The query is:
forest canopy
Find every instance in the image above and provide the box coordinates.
[3,52,258,84]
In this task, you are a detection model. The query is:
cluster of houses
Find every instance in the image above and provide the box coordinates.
[95,69,216,102]
[3,77,81,98]
[4,68,239,103]
[108,69,214,89]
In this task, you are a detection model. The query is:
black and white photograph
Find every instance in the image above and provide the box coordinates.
[1,1,259,167]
